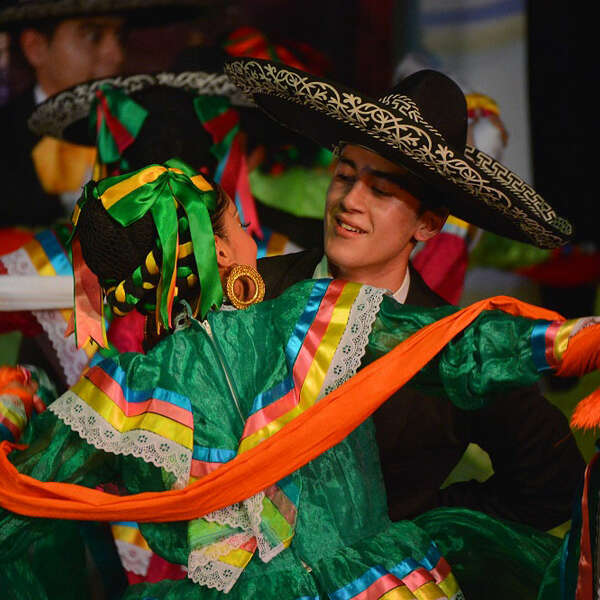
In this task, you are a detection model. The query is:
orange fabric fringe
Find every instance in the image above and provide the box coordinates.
[0,296,596,523]
[560,323,600,430]
[0,366,38,417]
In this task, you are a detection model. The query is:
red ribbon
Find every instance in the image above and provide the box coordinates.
[95,90,136,155]
[576,451,598,600]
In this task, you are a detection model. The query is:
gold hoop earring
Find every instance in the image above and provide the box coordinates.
[225,264,265,309]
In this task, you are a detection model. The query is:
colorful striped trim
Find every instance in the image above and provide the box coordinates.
[190,445,237,480]
[111,521,152,552]
[50,359,194,485]
[439,215,469,239]
[217,539,257,568]
[2,228,99,384]
[71,360,194,450]
[25,229,73,277]
[531,318,579,372]
[238,280,361,453]
[111,521,153,576]
[330,544,461,600]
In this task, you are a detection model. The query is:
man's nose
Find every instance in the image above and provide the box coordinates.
[340,179,367,212]
[98,31,125,73]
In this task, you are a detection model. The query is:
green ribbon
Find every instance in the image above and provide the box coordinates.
[193,95,239,162]
[89,84,148,167]
[90,158,222,325]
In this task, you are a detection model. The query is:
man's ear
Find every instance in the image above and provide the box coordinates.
[414,209,448,243]
[20,29,50,69]
[214,235,235,271]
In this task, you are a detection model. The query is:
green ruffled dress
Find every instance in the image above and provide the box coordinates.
[0,280,566,599]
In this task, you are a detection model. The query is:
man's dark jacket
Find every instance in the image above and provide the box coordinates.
[258,249,585,530]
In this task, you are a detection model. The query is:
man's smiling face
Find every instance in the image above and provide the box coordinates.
[324,144,440,287]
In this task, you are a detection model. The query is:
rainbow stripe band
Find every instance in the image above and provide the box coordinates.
[71,360,194,451]
[440,215,469,239]
[331,544,460,600]
[239,280,360,453]
[531,319,578,372]
[29,229,73,276]
[190,444,237,479]
[14,226,99,366]
[242,280,331,432]
[0,397,25,443]
[111,521,152,552]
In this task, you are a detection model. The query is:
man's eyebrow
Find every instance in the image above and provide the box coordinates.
[338,157,356,169]
[338,157,415,188]
[368,169,407,187]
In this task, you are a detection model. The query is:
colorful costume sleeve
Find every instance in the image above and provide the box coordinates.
[368,295,599,410]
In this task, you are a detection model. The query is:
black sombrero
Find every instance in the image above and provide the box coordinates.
[0,0,224,28]
[225,58,572,248]
[28,69,253,144]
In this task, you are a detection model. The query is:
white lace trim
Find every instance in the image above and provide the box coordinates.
[201,492,263,531]
[318,285,386,399]
[188,529,252,592]
[188,486,290,591]
[191,533,254,563]
[188,531,253,591]
[49,391,192,486]
[114,539,153,576]
[247,490,287,563]
[2,249,88,386]
[1,247,36,278]
[187,552,245,593]
[30,308,90,386]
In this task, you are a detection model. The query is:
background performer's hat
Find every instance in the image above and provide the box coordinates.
[0,0,225,28]
[225,58,572,248]
[28,68,251,145]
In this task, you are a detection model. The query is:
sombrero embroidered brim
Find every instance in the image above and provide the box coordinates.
[0,0,223,27]
[28,70,253,144]
[225,58,572,248]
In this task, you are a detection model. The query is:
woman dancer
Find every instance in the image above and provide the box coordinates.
[1,165,598,600]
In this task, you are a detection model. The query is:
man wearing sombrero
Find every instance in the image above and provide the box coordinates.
[0,0,221,227]
[225,58,585,531]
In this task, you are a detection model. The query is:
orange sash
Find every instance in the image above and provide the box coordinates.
[1,296,594,523]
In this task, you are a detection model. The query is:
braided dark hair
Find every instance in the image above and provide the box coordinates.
[77,172,230,322]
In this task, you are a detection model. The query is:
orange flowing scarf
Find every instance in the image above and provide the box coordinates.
[0,296,597,523]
